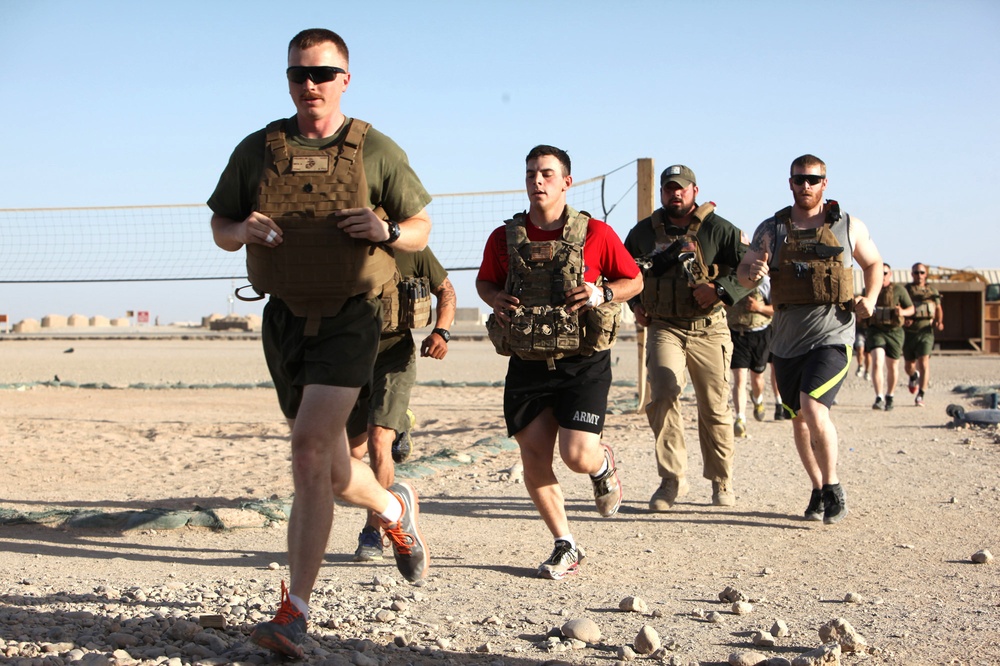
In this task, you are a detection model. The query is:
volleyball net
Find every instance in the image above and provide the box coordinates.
[0,161,639,284]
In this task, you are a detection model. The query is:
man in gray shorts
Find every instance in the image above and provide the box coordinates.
[738,154,883,525]
[208,27,432,660]
[348,247,455,561]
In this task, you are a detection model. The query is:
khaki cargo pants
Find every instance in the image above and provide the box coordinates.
[645,312,735,483]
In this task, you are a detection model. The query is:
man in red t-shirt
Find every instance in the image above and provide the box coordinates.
[476,145,642,580]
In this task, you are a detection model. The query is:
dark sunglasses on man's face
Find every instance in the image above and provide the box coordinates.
[286,66,345,84]
[791,174,825,186]
[913,270,927,275]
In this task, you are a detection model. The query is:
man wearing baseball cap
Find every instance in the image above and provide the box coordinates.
[625,165,750,512]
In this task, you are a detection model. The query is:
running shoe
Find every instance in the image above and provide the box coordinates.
[753,401,766,422]
[872,397,884,411]
[804,488,824,521]
[822,483,848,524]
[590,444,622,517]
[908,371,920,394]
[915,391,925,407]
[537,540,586,580]
[381,482,429,582]
[885,395,894,411]
[250,580,306,659]
[353,525,384,562]
[734,418,748,439]
[391,430,412,464]
[774,404,788,421]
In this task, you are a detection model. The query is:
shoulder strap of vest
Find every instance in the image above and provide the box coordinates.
[332,119,371,180]
[504,212,529,248]
[264,119,291,173]
[691,202,716,228]
[562,206,589,245]
[824,199,841,227]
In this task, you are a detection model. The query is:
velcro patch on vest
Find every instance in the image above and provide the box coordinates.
[528,243,555,262]
[291,155,330,173]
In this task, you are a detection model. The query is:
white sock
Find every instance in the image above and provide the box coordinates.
[590,455,609,478]
[736,413,745,420]
[378,492,403,524]
[289,593,309,620]
[555,534,576,549]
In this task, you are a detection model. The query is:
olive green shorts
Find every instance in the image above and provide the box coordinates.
[903,326,935,361]
[865,326,904,360]
[346,333,417,439]
[262,295,382,419]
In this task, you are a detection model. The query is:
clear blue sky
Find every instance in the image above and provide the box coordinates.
[1,0,998,324]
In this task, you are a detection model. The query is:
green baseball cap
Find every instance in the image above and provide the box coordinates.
[660,164,696,188]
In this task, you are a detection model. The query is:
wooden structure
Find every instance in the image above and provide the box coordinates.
[635,158,655,412]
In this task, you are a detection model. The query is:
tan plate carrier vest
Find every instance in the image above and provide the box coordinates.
[770,200,854,308]
[906,284,937,329]
[242,118,397,335]
[366,206,432,333]
[873,283,904,328]
[486,207,622,369]
[640,203,719,320]
[727,286,771,331]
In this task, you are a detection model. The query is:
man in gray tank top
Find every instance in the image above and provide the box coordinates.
[737,155,883,526]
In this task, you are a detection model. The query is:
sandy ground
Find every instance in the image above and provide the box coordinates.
[1,334,999,665]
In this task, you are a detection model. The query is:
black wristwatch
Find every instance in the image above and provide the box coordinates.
[602,284,614,304]
[432,327,451,342]
[715,283,726,298]
[384,220,401,245]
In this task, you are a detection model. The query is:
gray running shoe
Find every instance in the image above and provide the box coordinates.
[590,444,622,517]
[872,397,885,411]
[822,483,848,524]
[804,488,824,521]
[381,482,429,582]
[753,401,766,422]
[250,581,306,659]
[353,525,384,562]
[391,430,412,464]
[537,540,586,580]
[734,417,748,438]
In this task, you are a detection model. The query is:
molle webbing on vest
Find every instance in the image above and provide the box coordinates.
[907,284,937,327]
[485,207,622,366]
[640,203,719,320]
[247,118,396,334]
[727,287,771,331]
[770,200,855,308]
[872,284,903,328]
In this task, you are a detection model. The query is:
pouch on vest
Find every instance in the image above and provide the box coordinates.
[382,276,433,333]
[907,285,937,329]
[872,285,903,328]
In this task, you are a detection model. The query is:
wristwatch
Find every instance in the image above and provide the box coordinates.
[715,283,726,299]
[602,284,614,304]
[384,219,401,245]
[432,327,451,342]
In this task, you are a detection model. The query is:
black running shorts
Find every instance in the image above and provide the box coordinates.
[503,350,612,436]
[262,295,382,419]
[729,327,772,374]
[772,344,851,416]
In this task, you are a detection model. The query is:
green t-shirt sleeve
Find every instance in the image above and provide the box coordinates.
[206,129,267,221]
[363,127,432,222]
[896,284,913,308]
[396,247,449,289]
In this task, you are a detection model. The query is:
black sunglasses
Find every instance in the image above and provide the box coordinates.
[791,174,825,186]
[286,66,345,84]
[913,270,927,274]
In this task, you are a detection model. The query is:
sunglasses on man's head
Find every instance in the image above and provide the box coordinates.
[286,66,345,84]
[791,174,825,186]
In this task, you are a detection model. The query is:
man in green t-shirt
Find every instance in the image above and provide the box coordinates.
[348,247,456,562]
[866,264,914,411]
[207,28,432,660]
[903,262,944,407]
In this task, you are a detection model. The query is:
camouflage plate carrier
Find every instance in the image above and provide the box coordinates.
[872,283,904,329]
[727,286,771,331]
[770,200,854,309]
[241,118,397,335]
[486,207,622,369]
